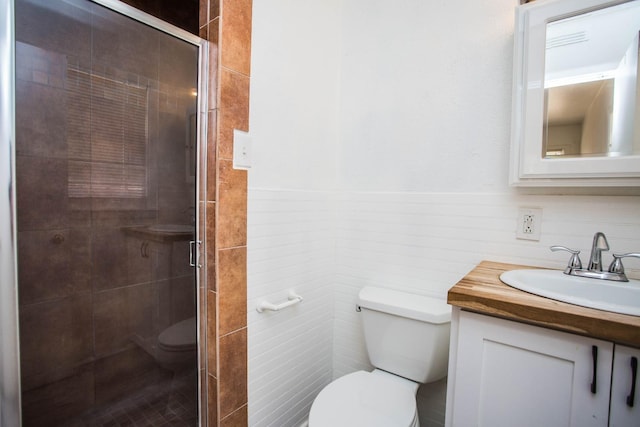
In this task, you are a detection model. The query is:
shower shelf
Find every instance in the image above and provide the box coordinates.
[121,225,194,243]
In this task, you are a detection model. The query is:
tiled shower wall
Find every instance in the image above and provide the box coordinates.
[121,0,199,34]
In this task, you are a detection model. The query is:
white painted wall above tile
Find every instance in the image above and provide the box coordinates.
[248,0,341,192]
[337,0,517,192]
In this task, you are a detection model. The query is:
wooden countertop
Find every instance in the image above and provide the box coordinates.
[448,260,640,348]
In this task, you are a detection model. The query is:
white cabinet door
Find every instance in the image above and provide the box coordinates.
[610,344,640,427]
[450,311,613,427]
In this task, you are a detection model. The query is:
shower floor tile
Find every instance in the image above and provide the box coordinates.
[63,371,197,427]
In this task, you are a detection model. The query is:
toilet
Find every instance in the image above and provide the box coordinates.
[155,316,197,371]
[309,286,451,427]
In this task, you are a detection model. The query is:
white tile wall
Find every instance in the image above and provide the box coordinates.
[247,189,336,427]
[249,187,640,426]
[333,191,640,377]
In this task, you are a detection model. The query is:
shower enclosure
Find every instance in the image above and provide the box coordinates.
[1,0,207,425]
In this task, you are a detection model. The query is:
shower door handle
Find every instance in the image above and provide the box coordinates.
[189,240,202,268]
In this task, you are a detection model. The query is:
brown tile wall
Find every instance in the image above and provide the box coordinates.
[200,0,252,425]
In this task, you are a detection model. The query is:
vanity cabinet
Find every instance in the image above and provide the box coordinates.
[448,310,612,426]
[450,311,613,427]
[446,261,640,427]
[447,310,640,427]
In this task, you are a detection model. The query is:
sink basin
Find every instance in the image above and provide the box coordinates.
[147,224,194,233]
[500,269,640,316]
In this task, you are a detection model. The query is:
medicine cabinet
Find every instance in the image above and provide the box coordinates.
[510,0,640,186]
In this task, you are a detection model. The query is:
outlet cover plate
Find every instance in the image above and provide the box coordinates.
[233,129,252,170]
[516,207,542,241]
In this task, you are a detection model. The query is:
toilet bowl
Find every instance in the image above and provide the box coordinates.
[309,370,419,427]
[155,316,197,371]
[308,287,451,427]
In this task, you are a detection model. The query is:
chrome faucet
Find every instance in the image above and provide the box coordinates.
[551,232,640,282]
[587,232,609,272]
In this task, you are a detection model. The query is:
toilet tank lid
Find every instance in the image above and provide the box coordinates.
[358,287,451,324]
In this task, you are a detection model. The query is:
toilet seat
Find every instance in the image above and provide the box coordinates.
[308,370,419,427]
[158,317,196,352]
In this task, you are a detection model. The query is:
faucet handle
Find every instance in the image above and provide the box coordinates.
[608,253,640,275]
[550,246,583,270]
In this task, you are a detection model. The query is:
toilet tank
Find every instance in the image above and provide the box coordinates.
[358,286,451,384]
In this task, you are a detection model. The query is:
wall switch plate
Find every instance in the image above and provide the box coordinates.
[516,207,542,241]
[233,129,252,169]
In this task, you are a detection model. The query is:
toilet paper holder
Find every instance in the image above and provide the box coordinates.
[256,291,303,313]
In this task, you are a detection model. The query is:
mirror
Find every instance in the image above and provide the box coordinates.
[510,0,640,186]
[544,2,640,159]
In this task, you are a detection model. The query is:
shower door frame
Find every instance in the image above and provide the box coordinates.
[0,1,209,425]
[0,0,20,425]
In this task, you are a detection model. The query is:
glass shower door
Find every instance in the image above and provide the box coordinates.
[14,0,204,425]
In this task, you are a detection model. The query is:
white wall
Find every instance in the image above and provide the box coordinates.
[247,1,341,426]
[333,0,640,398]
[247,0,640,426]
[338,0,515,192]
[248,0,341,191]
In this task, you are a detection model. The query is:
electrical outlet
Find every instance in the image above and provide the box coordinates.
[516,207,542,241]
[523,214,534,234]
